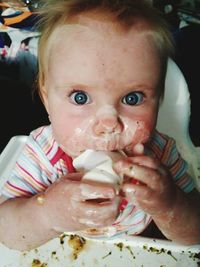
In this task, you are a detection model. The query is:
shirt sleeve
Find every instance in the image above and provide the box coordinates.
[149,130,195,193]
[162,137,195,193]
[0,134,59,199]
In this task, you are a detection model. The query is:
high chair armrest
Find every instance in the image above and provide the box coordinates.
[0,135,27,190]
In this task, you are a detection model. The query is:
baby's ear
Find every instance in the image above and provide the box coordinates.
[40,85,49,114]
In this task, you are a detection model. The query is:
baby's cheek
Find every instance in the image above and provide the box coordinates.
[126,120,153,149]
[134,125,151,144]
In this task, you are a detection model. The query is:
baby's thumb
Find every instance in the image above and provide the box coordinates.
[64,172,83,182]
[125,143,144,156]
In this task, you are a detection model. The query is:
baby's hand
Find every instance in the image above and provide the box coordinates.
[114,145,178,216]
[41,172,120,233]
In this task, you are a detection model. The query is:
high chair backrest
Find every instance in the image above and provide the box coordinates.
[0,59,199,190]
[157,58,200,189]
[157,58,191,142]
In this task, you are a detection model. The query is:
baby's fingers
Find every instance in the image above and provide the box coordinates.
[122,183,163,214]
[125,143,144,156]
[77,183,116,201]
[114,160,167,190]
[123,183,152,202]
[74,197,120,228]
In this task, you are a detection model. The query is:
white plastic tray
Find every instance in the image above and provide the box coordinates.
[0,234,199,267]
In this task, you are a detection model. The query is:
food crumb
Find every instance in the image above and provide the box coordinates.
[115,242,124,251]
[32,259,47,267]
[59,233,68,245]
[102,251,112,259]
[37,195,45,204]
[68,234,86,260]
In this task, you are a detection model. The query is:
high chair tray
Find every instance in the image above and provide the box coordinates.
[0,234,199,267]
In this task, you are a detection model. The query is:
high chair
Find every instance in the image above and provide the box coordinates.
[157,58,200,190]
[0,59,199,267]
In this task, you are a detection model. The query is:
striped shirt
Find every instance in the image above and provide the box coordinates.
[0,125,195,238]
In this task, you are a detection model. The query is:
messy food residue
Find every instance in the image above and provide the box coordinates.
[68,234,86,260]
[143,245,177,261]
[115,242,135,260]
[31,259,47,267]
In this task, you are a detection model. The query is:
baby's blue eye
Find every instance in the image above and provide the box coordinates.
[70,91,90,105]
[122,92,144,106]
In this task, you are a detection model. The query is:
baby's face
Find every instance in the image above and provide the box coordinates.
[42,15,161,157]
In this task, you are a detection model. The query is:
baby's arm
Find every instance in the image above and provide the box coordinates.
[114,155,200,245]
[0,173,119,251]
[0,194,57,251]
[150,187,200,245]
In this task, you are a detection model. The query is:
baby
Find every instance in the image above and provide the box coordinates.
[0,0,199,251]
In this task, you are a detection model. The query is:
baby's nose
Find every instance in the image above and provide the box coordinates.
[93,115,124,135]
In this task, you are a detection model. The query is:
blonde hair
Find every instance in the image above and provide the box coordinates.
[36,0,174,98]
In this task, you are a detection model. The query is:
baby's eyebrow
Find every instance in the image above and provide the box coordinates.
[55,82,100,91]
[55,83,87,89]
[125,83,155,91]
[55,82,156,94]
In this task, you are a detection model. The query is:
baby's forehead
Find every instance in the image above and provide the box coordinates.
[49,21,119,47]
[48,24,92,46]
[47,18,150,54]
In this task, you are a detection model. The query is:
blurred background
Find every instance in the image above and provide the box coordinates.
[0,0,200,152]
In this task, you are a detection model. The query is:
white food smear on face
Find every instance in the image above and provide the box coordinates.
[63,105,144,157]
